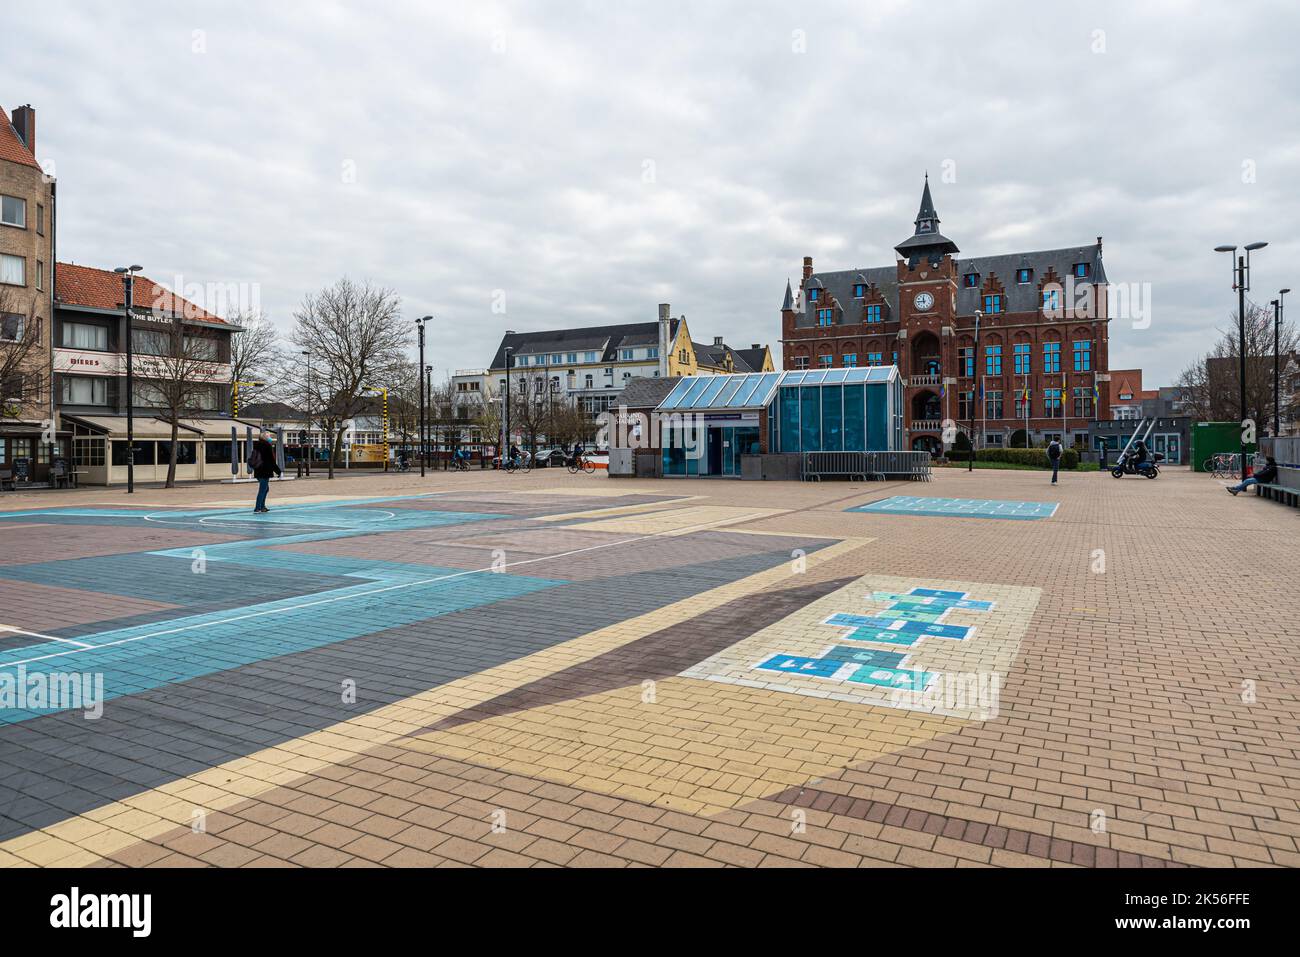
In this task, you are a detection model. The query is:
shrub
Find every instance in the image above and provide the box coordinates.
[943,447,1079,469]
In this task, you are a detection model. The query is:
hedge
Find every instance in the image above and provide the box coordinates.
[943,447,1079,469]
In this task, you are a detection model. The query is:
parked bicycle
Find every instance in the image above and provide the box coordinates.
[1203,453,1240,479]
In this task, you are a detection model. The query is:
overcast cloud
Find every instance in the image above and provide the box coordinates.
[6,0,1299,385]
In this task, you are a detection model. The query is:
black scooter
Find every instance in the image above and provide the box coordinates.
[1110,449,1163,479]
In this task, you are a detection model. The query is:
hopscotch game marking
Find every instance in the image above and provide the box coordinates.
[682,577,1040,720]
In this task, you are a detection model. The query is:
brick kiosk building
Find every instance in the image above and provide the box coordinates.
[781,177,1111,454]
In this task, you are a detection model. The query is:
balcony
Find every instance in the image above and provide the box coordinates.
[908,373,942,387]
[908,419,943,432]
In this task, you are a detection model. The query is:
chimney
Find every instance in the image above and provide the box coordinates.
[657,303,670,378]
[1096,235,1103,254]
[11,105,34,154]
[751,344,760,350]
[802,256,814,281]
[713,336,724,347]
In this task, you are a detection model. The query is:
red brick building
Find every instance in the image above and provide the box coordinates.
[781,177,1111,453]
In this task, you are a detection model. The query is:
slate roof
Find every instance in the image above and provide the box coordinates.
[791,245,1107,328]
[620,375,681,409]
[488,320,678,369]
[693,341,762,374]
[789,178,1108,327]
[735,345,771,372]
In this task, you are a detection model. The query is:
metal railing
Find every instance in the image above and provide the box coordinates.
[802,450,932,482]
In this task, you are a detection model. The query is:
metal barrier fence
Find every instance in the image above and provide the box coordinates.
[802,450,932,481]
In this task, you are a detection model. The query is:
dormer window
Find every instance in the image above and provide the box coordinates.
[982,294,1003,314]
[1042,288,1061,313]
[963,273,980,288]
[853,283,866,298]
[1016,268,1033,284]
[807,288,820,302]
[1073,262,1090,279]
[866,304,883,323]
[817,308,834,326]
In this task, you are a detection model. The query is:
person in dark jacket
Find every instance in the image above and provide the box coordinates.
[1047,438,1063,485]
[251,431,282,513]
[1227,456,1278,495]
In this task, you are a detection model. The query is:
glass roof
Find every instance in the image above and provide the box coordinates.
[655,367,896,411]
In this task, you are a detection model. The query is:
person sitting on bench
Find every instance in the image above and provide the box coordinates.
[1227,456,1279,496]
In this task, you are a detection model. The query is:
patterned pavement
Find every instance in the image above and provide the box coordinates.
[0,466,1296,868]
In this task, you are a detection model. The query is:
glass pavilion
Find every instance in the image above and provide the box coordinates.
[652,367,903,476]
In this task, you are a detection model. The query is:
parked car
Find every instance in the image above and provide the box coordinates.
[532,446,571,468]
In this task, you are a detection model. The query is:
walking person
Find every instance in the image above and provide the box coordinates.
[1047,437,1063,485]
[250,430,282,513]
[1226,456,1278,496]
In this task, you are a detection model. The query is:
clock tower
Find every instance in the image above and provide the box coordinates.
[894,176,959,422]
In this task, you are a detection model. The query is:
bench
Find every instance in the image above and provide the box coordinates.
[1253,483,1300,508]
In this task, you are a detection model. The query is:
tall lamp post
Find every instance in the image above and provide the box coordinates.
[1275,289,1290,438]
[300,350,313,476]
[503,345,514,465]
[1215,242,1268,480]
[425,364,434,468]
[968,310,982,473]
[114,265,143,494]
[415,316,430,475]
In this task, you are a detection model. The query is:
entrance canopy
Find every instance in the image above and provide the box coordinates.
[62,414,263,439]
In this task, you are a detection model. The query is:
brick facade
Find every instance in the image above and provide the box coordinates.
[0,102,55,478]
[781,178,1111,452]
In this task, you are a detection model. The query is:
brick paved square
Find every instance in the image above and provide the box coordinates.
[0,467,1296,869]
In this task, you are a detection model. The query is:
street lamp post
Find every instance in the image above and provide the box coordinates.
[114,265,143,494]
[503,345,514,466]
[1276,289,1290,438]
[300,350,313,477]
[416,316,430,475]
[968,310,982,473]
[425,364,434,469]
[1215,242,1268,480]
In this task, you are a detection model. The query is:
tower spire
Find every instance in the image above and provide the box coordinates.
[895,174,959,264]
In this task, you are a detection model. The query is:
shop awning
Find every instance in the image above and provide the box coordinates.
[61,414,262,439]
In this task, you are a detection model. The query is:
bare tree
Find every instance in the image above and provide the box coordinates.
[386,360,422,458]
[0,290,44,426]
[289,278,408,479]
[1177,301,1298,431]
[134,317,225,488]
[473,383,502,459]
[509,375,551,457]
[227,309,282,408]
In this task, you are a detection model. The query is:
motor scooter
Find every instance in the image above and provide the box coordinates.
[1110,449,1163,478]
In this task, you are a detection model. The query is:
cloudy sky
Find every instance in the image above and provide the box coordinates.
[7,0,1299,384]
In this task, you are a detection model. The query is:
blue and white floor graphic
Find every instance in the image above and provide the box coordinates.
[681,576,1042,719]
[849,496,1059,520]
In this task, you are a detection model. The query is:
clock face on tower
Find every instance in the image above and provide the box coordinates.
[913,292,935,312]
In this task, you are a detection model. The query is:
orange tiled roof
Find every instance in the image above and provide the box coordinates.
[55,262,225,323]
[0,104,40,170]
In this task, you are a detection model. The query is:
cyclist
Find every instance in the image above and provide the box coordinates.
[508,443,522,469]
[569,441,585,468]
